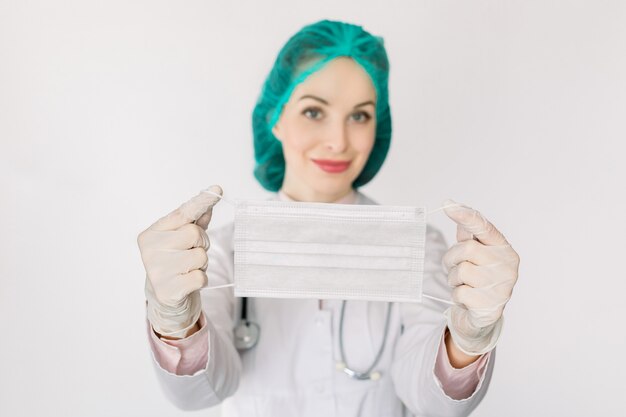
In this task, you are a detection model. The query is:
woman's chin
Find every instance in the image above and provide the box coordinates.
[308,178,354,198]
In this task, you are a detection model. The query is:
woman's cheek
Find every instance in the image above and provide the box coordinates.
[355,133,375,156]
[283,130,306,151]
[292,135,318,154]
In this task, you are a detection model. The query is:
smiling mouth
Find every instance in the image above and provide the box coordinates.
[311,159,352,173]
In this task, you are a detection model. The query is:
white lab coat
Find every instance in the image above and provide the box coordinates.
[148,191,495,416]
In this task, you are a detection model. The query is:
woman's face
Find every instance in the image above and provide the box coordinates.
[272,57,377,202]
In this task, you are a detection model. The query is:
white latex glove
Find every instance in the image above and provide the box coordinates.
[137,185,223,339]
[442,199,520,356]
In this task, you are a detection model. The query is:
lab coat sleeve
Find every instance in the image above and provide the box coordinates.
[390,225,496,417]
[146,310,210,375]
[147,223,242,411]
[433,327,492,400]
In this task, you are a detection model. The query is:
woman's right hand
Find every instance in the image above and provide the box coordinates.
[137,185,223,339]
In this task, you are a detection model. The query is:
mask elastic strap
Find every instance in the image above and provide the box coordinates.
[197,189,237,291]
[422,294,455,305]
[202,188,236,206]
[205,283,235,290]
[427,203,463,216]
[421,202,466,305]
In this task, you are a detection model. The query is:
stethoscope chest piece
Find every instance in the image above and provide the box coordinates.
[336,300,391,381]
[235,297,260,350]
[336,361,381,381]
[234,320,260,350]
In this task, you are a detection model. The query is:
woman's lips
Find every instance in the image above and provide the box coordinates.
[311,159,352,173]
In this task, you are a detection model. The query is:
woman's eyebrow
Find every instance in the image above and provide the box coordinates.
[298,94,329,105]
[354,100,375,108]
[298,94,375,108]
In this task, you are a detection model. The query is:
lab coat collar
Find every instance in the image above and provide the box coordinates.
[276,188,377,205]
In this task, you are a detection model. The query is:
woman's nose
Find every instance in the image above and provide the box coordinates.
[325,122,348,153]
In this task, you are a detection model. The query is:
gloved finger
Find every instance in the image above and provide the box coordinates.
[141,226,209,251]
[196,185,223,230]
[448,261,482,288]
[442,240,498,271]
[170,269,209,300]
[444,239,517,272]
[452,285,499,312]
[451,284,474,308]
[449,262,517,292]
[456,225,474,242]
[175,223,210,250]
[467,298,508,328]
[181,247,209,274]
[452,285,509,321]
[149,185,223,232]
[443,199,508,246]
[195,210,213,230]
[150,247,208,278]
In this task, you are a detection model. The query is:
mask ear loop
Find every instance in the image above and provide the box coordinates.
[422,294,456,305]
[427,203,462,216]
[193,189,237,291]
[419,203,466,306]
[204,283,235,290]
[202,188,237,206]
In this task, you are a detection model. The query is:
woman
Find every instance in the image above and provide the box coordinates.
[137,20,520,416]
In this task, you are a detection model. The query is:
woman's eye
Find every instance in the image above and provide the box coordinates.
[351,111,371,123]
[303,108,322,120]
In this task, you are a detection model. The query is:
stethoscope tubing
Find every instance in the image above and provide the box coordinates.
[236,297,392,381]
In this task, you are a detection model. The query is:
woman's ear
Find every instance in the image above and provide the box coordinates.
[271,123,283,142]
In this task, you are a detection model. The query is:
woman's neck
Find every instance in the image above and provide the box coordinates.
[278,187,357,204]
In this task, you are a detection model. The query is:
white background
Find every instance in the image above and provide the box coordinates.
[1,1,624,416]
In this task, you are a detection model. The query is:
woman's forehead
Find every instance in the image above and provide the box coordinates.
[290,58,377,105]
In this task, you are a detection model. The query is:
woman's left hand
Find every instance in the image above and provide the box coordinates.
[441,199,520,356]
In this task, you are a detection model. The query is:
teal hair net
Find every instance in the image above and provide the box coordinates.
[252,19,392,192]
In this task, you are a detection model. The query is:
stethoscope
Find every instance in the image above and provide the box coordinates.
[233,297,392,381]
[336,300,392,381]
[234,297,261,350]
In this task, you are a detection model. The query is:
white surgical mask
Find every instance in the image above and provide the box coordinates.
[202,189,455,305]
[233,199,427,303]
